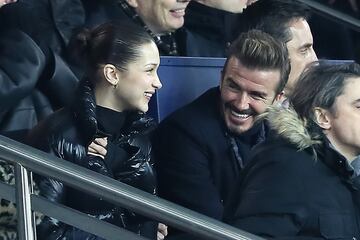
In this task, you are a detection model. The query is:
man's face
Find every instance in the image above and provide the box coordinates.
[128,0,190,34]
[220,57,281,135]
[325,77,360,161]
[286,18,318,96]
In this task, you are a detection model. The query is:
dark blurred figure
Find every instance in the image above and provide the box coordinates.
[178,0,257,57]
[0,29,77,142]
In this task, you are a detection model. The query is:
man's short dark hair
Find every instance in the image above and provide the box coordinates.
[237,0,311,44]
[291,62,360,128]
[225,29,290,95]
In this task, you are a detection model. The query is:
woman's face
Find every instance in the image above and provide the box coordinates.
[325,77,360,161]
[115,41,161,113]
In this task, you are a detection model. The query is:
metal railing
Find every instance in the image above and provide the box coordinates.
[0,135,263,240]
[297,0,360,32]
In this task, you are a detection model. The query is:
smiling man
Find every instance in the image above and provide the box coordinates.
[152,30,290,235]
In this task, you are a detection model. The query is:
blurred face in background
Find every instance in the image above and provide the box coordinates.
[127,0,191,34]
[286,18,318,97]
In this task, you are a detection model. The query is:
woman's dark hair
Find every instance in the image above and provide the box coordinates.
[290,62,360,135]
[70,21,154,78]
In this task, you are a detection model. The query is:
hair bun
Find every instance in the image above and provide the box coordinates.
[66,28,92,66]
[75,28,92,53]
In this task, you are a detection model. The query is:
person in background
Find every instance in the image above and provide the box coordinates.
[237,0,318,98]
[0,29,46,240]
[226,62,360,239]
[152,29,290,238]
[179,0,258,57]
[27,21,162,239]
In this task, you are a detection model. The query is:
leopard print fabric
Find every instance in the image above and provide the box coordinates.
[0,160,43,240]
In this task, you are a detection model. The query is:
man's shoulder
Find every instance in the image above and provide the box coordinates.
[248,135,317,174]
[155,87,226,145]
[163,87,220,125]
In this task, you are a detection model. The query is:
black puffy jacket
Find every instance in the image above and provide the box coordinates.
[27,79,157,239]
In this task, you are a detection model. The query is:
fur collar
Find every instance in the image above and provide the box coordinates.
[261,105,321,151]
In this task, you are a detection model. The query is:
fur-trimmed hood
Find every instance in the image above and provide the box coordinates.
[261,105,321,151]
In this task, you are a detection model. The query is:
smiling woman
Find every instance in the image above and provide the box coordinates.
[27,21,162,239]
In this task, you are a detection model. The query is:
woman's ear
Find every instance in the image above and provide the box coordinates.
[314,107,331,130]
[103,64,119,87]
[126,0,138,8]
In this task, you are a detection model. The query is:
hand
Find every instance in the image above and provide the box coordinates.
[194,0,258,13]
[88,137,108,159]
[157,223,168,240]
[0,0,16,7]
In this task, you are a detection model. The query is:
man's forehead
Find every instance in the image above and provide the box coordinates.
[224,57,280,92]
[287,18,313,48]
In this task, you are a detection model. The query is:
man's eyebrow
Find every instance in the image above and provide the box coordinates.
[299,43,313,49]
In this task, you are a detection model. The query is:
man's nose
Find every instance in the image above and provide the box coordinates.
[234,92,250,110]
[310,48,318,62]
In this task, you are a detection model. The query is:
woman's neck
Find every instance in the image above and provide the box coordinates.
[94,84,124,112]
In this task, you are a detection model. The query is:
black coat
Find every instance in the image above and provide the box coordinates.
[176,1,238,57]
[225,106,360,239]
[0,0,85,57]
[27,79,158,239]
[0,30,77,142]
[153,87,266,221]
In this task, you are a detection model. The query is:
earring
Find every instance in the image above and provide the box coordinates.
[113,84,118,89]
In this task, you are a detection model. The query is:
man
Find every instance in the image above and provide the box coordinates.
[238,0,318,97]
[153,30,290,224]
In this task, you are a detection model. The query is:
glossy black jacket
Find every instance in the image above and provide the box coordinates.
[28,79,157,239]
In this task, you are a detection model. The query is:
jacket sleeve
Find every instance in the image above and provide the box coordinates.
[0,29,45,121]
[153,121,224,220]
[226,147,310,239]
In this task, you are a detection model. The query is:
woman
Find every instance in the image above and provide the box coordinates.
[225,62,360,239]
[28,21,162,239]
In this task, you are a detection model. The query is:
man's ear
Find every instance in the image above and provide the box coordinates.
[314,107,331,130]
[126,0,138,8]
[103,64,119,87]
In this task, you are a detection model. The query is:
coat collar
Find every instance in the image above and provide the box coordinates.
[264,105,356,185]
[71,78,156,144]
